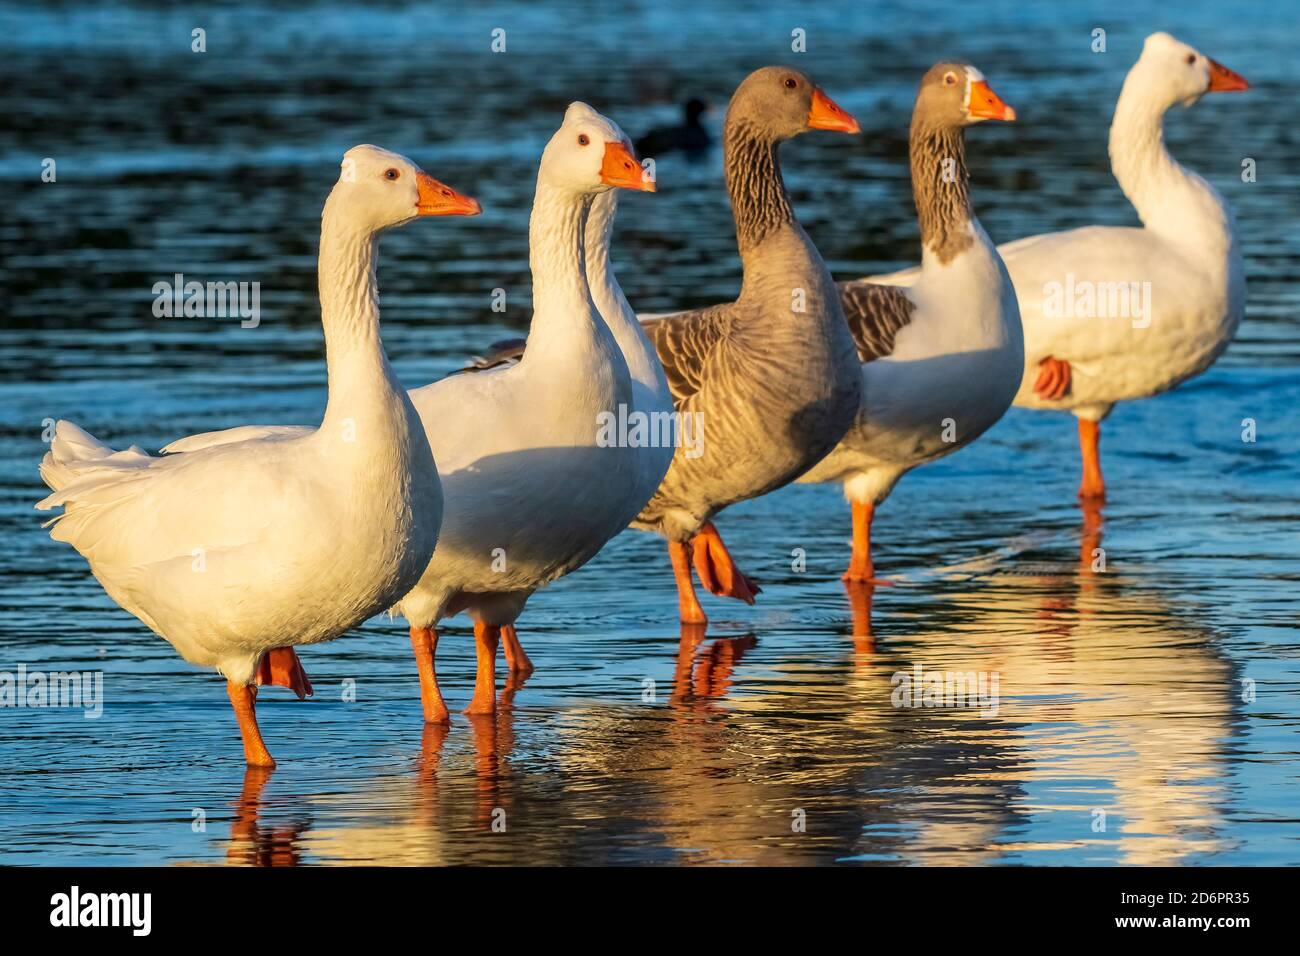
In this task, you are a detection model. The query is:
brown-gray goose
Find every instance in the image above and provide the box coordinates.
[634,65,863,624]
[798,63,1021,582]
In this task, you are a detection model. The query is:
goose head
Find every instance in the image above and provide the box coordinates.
[540,103,655,194]
[330,145,481,231]
[727,66,860,140]
[1134,32,1249,109]
[914,62,1016,128]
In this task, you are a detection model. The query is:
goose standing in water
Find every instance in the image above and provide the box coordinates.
[1001,32,1248,501]
[637,66,863,624]
[35,146,480,765]
[800,64,1021,583]
[169,106,658,719]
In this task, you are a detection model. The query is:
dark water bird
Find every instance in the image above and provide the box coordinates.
[635,98,712,157]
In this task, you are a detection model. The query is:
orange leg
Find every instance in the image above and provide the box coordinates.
[254,647,312,700]
[500,624,534,679]
[691,522,761,604]
[1078,418,1106,501]
[669,539,708,625]
[1034,356,1072,400]
[465,620,501,716]
[843,500,877,583]
[227,681,275,768]
[409,626,450,724]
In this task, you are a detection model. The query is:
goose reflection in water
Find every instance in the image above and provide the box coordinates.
[838,501,1238,865]
[208,503,1235,866]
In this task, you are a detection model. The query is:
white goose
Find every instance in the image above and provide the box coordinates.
[454,183,675,676]
[166,105,657,719]
[1001,32,1248,500]
[400,105,658,719]
[800,63,1021,582]
[35,146,481,766]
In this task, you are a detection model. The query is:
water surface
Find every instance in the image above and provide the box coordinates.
[1,0,1298,865]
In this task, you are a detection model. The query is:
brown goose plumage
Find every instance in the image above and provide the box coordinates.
[837,281,916,362]
[631,66,863,550]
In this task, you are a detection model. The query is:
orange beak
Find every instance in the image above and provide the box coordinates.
[600,140,655,192]
[415,171,482,216]
[1207,57,1249,93]
[967,80,1016,121]
[807,87,861,133]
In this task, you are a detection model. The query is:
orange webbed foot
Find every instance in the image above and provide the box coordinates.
[691,522,761,604]
[255,647,313,700]
[1034,356,1072,401]
[1034,356,1072,400]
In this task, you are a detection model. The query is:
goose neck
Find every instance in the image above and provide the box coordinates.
[316,207,399,431]
[584,189,669,396]
[910,119,974,264]
[723,117,795,256]
[1108,77,1225,240]
[523,180,603,357]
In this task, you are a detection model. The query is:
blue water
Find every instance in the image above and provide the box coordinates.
[1,0,1298,865]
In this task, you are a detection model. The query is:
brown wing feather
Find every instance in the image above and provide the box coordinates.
[453,337,528,375]
[640,306,734,407]
[837,281,916,363]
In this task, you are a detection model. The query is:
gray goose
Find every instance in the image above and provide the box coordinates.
[798,63,1022,583]
[634,66,862,624]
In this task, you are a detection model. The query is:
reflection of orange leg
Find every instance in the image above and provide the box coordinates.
[465,621,500,715]
[227,682,276,768]
[693,635,758,698]
[670,540,708,625]
[1080,497,1104,573]
[227,765,274,864]
[843,501,876,583]
[409,627,449,724]
[692,522,760,603]
[843,580,875,652]
[1078,418,1106,502]
[500,624,534,679]
[465,713,501,827]
[255,647,313,700]
[670,622,709,703]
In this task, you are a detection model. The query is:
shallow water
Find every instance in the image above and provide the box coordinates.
[1,0,1298,866]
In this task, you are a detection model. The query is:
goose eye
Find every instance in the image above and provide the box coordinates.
[1185,53,1196,65]
[577,134,590,146]
[944,72,957,85]
[784,77,797,89]
[384,168,400,180]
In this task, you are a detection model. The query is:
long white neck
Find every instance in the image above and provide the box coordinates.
[1108,73,1232,247]
[520,180,607,363]
[583,189,671,403]
[316,201,405,436]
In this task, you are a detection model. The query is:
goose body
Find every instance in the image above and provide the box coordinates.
[167,105,656,717]
[34,146,480,764]
[632,66,864,624]
[799,64,1022,580]
[1001,32,1248,499]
